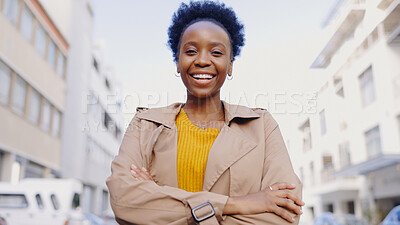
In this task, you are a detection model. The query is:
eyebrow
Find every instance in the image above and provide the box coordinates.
[183,41,227,50]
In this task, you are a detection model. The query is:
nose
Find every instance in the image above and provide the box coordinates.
[194,51,211,67]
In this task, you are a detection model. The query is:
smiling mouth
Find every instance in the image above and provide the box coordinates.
[190,74,216,80]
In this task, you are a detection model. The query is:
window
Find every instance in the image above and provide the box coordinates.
[310,162,315,185]
[93,58,99,72]
[56,53,65,77]
[72,193,80,210]
[103,112,111,129]
[0,61,11,105]
[0,194,28,208]
[20,6,33,42]
[35,194,44,209]
[300,119,312,152]
[52,110,60,137]
[12,76,27,115]
[324,203,334,213]
[41,100,51,132]
[35,25,47,58]
[322,155,333,169]
[347,201,355,214]
[115,126,121,140]
[47,41,56,68]
[3,0,19,25]
[339,141,351,168]
[359,66,376,106]
[334,77,344,98]
[28,89,40,124]
[50,194,59,210]
[365,125,382,158]
[105,78,110,90]
[320,109,327,135]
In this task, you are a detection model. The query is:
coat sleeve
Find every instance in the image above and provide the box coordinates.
[223,111,303,225]
[106,115,228,225]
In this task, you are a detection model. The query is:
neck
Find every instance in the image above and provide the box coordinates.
[183,94,224,123]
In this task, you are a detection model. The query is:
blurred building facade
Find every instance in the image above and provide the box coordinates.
[61,39,124,215]
[0,0,124,216]
[293,0,400,224]
[0,0,67,183]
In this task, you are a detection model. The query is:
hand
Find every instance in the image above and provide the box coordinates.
[130,164,154,181]
[224,182,304,223]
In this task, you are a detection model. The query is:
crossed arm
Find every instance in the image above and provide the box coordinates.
[131,165,303,223]
[107,115,304,224]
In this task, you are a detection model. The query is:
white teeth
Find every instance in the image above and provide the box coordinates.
[192,74,214,79]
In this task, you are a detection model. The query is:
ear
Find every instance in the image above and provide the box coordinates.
[176,61,181,74]
[227,59,233,76]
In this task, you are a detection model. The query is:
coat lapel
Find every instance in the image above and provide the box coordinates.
[202,125,257,191]
[202,102,260,191]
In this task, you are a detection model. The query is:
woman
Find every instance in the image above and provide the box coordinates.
[107,1,304,224]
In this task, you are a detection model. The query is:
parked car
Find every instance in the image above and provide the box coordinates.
[313,212,365,225]
[381,205,400,225]
[0,178,88,225]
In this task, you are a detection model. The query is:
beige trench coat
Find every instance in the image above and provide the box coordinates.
[106,101,302,225]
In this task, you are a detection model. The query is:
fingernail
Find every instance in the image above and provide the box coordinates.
[130,170,137,175]
[131,164,137,169]
[142,167,147,172]
[292,217,295,222]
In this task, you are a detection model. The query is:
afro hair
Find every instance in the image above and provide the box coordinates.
[168,0,245,62]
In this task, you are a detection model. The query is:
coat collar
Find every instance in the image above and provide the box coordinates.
[135,101,260,128]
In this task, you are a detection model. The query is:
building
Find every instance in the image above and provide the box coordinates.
[0,0,123,216]
[61,40,124,215]
[0,0,67,183]
[293,0,400,224]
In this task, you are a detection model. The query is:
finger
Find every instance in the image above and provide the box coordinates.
[270,205,295,223]
[130,164,137,170]
[274,197,302,215]
[135,170,150,180]
[130,170,139,180]
[141,167,154,181]
[276,190,305,206]
[270,182,296,191]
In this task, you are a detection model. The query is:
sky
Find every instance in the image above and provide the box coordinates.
[92,0,335,129]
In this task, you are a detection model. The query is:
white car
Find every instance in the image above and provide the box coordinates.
[0,178,89,225]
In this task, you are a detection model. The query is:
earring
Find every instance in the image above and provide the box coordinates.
[175,72,181,77]
[227,74,233,80]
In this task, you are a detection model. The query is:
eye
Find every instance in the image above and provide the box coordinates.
[211,49,223,56]
[185,49,197,55]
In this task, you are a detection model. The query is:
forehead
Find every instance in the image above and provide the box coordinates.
[180,21,231,46]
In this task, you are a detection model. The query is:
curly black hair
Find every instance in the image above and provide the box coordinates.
[168,0,245,62]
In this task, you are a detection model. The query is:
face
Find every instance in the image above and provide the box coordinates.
[177,21,233,99]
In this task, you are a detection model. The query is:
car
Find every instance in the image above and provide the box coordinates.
[381,205,400,225]
[0,178,87,225]
[313,212,366,225]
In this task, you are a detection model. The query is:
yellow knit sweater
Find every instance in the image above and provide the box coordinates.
[176,109,220,192]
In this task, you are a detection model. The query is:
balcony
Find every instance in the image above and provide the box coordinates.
[377,0,396,10]
[382,1,400,42]
[311,0,366,68]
